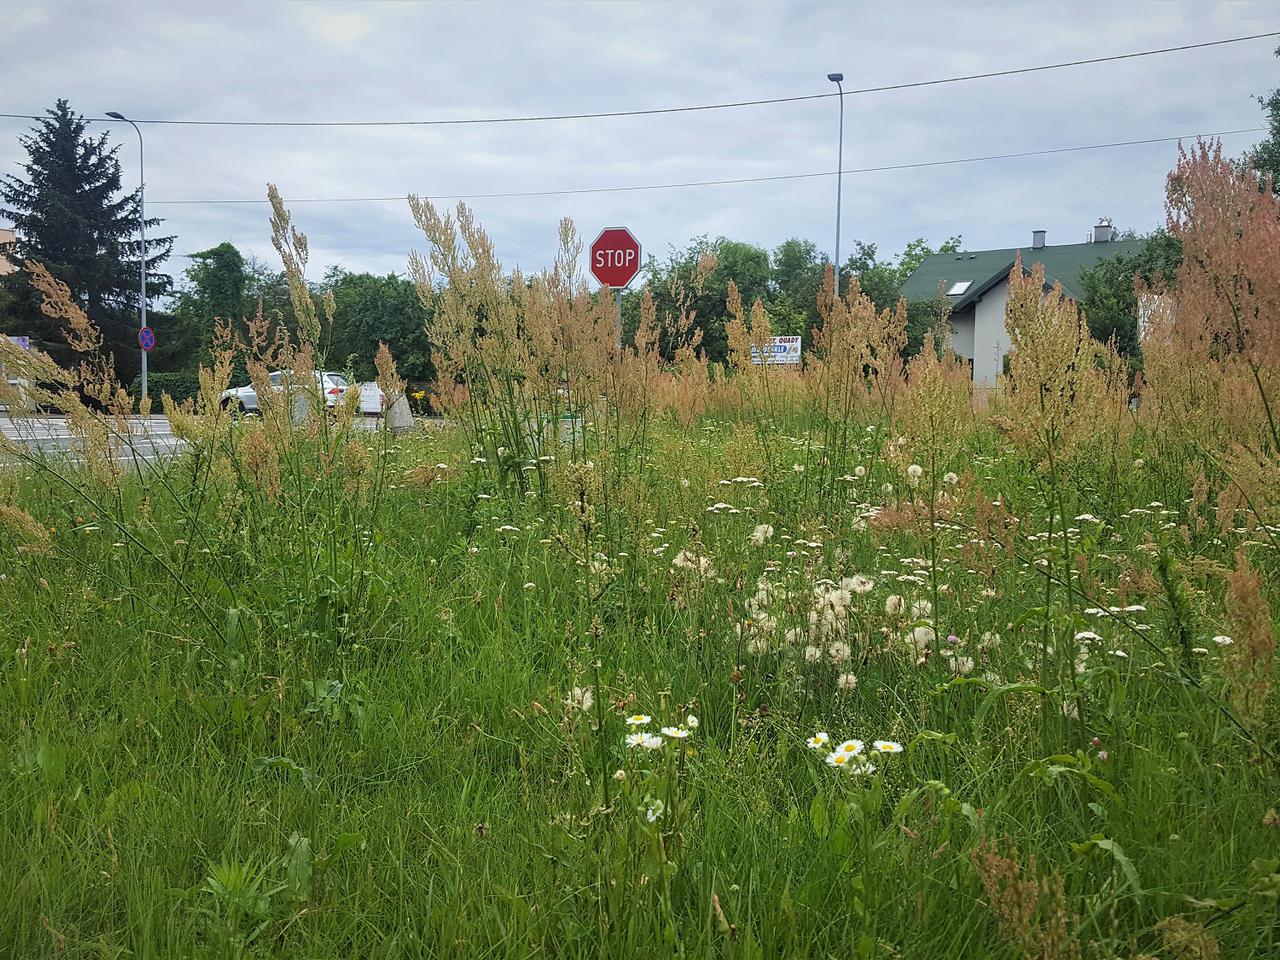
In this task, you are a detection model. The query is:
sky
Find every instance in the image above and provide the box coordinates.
[2,1,1277,293]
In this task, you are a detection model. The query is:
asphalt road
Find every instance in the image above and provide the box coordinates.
[0,412,423,468]
[1,414,186,465]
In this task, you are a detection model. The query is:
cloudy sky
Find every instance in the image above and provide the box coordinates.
[2,1,1277,291]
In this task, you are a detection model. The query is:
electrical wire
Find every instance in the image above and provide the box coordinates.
[1,31,1276,128]
[140,127,1264,205]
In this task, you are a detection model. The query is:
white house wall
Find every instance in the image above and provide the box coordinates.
[972,280,1009,387]
[949,308,976,360]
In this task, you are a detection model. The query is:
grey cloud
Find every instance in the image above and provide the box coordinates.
[2,0,1276,292]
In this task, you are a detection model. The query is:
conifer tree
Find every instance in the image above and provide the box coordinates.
[0,99,173,380]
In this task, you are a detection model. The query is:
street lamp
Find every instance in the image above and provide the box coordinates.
[106,111,147,403]
[827,73,844,297]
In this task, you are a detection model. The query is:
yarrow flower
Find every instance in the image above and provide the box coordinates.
[1212,635,1233,646]
[749,523,774,547]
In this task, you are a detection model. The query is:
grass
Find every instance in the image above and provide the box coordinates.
[2,407,1278,959]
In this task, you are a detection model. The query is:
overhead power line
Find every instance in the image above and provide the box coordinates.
[2,32,1277,128]
[142,127,1264,206]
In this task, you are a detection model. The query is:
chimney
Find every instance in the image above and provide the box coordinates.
[1031,229,1046,250]
[1092,218,1114,244]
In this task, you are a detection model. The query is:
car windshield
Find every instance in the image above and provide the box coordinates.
[325,374,349,387]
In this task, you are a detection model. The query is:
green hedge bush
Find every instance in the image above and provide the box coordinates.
[130,371,202,405]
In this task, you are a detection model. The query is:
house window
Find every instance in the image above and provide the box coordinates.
[946,281,972,296]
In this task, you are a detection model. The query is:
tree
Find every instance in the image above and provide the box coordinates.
[768,237,827,337]
[166,242,249,371]
[1077,228,1181,365]
[842,235,961,313]
[628,236,771,364]
[321,268,434,383]
[1242,45,1280,187]
[0,100,173,382]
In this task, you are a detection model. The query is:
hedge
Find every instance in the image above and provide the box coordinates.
[130,371,202,405]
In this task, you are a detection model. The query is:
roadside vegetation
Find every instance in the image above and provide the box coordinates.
[1,142,1278,959]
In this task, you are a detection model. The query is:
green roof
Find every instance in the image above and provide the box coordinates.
[900,239,1147,309]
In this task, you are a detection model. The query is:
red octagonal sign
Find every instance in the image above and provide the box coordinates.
[590,226,641,289]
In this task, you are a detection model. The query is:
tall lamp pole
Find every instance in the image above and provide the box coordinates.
[106,111,147,402]
[827,73,844,297]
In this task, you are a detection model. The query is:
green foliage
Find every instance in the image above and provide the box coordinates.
[844,235,961,313]
[166,242,249,371]
[0,99,173,384]
[1242,45,1280,187]
[130,370,201,404]
[1077,228,1181,364]
[769,237,827,337]
[625,234,959,361]
[321,267,434,382]
[630,236,771,363]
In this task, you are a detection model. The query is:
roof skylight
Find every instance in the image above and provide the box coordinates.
[946,280,972,296]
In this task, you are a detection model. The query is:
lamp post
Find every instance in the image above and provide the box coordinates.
[106,111,147,403]
[827,73,844,297]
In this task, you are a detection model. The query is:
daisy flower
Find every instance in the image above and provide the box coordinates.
[625,732,649,748]
[872,740,904,754]
[826,751,855,768]
[640,734,664,750]
[661,726,690,739]
[836,739,864,755]
[807,732,830,750]
[625,714,651,726]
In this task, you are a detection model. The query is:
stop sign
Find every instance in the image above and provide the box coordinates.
[590,227,641,288]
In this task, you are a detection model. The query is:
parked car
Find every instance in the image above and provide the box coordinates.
[219,371,351,414]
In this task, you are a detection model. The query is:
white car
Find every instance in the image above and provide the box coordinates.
[219,371,351,414]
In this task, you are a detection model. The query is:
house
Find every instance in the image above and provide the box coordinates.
[0,228,15,276]
[899,221,1146,386]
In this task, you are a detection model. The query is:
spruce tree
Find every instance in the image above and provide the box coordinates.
[0,99,173,381]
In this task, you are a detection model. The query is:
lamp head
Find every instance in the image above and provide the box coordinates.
[105,111,126,120]
[827,73,843,83]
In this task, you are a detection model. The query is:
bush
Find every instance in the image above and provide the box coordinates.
[130,370,201,405]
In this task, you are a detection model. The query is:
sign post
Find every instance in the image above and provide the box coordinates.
[589,227,641,350]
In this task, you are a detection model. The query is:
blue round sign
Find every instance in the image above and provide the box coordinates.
[138,326,156,351]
